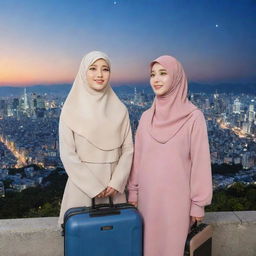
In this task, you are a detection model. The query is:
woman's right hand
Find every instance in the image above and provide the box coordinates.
[129,201,138,207]
[96,189,107,198]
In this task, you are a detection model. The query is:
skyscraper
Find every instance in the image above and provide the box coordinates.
[23,88,29,111]
[233,98,241,114]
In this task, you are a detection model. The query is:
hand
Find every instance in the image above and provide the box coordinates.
[96,188,107,198]
[128,201,138,207]
[104,186,118,197]
[191,216,204,223]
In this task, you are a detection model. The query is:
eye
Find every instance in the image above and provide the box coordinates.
[160,72,167,76]
[103,68,110,72]
[89,67,96,71]
[150,73,155,77]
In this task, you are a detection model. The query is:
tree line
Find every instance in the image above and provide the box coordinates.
[0,166,255,219]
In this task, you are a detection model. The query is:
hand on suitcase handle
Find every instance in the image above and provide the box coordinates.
[128,201,138,207]
[96,187,117,198]
[191,216,204,223]
[96,188,107,198]
[104,186,118,197]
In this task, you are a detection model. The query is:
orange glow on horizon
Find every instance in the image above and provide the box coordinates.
[0,80,73,87]
[0,62,75,86]
[0,58,148,86]
[0,53,242,87]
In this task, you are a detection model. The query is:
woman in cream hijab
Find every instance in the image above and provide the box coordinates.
[58,51,133,228]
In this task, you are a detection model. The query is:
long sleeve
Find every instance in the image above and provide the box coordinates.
[108,122,134,193]
[127,121,143,202]
[189,112,213,217]
[59,120,106,198]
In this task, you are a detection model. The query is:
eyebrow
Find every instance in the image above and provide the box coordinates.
[89,64,109,68]
[151,69,167,73]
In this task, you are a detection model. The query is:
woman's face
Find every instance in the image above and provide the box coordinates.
[150,63,171,96]
[86,58,110,91]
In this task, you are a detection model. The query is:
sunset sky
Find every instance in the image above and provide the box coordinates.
[0,0,255,87]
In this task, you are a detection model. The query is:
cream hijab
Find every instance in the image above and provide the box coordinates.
[147,55,198,143]
[60,51,129,150]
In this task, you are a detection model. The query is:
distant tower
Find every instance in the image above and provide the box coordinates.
[134,87,138,103]
[248,100,255,122]
[205,98,210,109]
[24,88,29,110]
[249,100,254,112]
[213,91,219,100]
[233,98,241,114]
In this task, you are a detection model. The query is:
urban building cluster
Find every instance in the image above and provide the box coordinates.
[0,89,62,169]
[0,166,52,196]
[0,88,255,196]
[191,93,256,168]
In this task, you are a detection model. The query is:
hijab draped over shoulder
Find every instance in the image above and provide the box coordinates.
[147,55,198,143]
[60,51,129,150]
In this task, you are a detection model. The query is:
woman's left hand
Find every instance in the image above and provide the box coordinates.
[191,216,204,222]
[104,186,118,197]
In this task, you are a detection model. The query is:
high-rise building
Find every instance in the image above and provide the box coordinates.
[0,99,7,117]
[248,110,255,123]
[12,98,19,110]
[134,87,137,103]
[36,95,45,109]
[248,100,255,123]
[205,98,210,109]
[242,122,251,133]
[35,95,46,118]
[242,152,253,169]
[23,88,29,111]
[233,98,241,114]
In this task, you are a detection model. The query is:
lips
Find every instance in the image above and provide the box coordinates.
[95,79,104,84]
[154,85,163,90]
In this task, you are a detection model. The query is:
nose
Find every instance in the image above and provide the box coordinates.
[153,75,159,84]
[97,70,103,77]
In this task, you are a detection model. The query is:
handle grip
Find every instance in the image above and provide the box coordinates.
[92,196,114,209]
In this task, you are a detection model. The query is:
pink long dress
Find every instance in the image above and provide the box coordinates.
[128,109,212,256]
[128,56,213,256]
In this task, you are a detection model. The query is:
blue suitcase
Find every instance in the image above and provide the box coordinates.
[62,198,143,256]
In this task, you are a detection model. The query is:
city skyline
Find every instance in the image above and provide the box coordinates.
[0,0,256,87]
[0,89,256,191]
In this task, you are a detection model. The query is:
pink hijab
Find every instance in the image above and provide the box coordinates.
[147,55,198,143]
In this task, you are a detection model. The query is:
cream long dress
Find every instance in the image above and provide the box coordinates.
[58,118,133,228]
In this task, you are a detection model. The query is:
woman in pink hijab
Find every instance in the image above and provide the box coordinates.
[128,55,213,256]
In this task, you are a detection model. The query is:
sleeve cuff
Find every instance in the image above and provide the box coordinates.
[128,190,138,202]
[88,184,106,199]
[108,179,125,194]
[190,203,205,217]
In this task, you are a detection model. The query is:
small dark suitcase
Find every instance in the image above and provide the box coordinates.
[62,197,143,256]
[184,221,213,256]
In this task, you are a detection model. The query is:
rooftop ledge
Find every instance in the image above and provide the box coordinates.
[0,211,256,256]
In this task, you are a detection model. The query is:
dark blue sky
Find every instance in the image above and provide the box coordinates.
[0,0,255,86]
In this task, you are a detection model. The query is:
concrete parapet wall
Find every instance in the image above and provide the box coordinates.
[0,217,63,256]
[0,211,255,256]
[204,211,256,256]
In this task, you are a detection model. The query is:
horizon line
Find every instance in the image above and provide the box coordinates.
[0,80,255,88]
